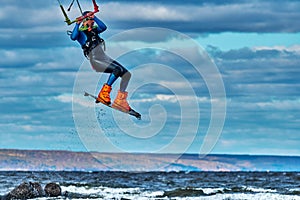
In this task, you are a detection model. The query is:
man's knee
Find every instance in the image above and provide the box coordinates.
[113,66,128,77]
[123,71,131,78]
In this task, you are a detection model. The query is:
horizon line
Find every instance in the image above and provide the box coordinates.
[1,148,300,158]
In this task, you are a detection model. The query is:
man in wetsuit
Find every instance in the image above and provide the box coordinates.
[70,11,132,112]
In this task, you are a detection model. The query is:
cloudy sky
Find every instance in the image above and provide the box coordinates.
[0,0,299,156]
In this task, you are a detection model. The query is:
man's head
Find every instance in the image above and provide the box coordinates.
[82,11,94,31]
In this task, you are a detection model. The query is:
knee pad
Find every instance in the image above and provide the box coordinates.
[112,65,128,77]
[112,67,122,77]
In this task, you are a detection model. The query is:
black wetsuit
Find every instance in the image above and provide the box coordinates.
[70,16,130,90]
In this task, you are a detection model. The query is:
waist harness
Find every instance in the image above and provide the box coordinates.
[81,29,105,57]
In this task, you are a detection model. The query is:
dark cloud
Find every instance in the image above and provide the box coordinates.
[207,46,300,97]
[106,28,174,43]
[0,32,71,49]
[101,0,300,33]
[205,45,300,149]
[2,0,300,35]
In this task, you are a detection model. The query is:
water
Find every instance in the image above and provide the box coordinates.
[0,171,299,199]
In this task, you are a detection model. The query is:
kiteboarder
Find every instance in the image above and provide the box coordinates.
[70,11,132,112]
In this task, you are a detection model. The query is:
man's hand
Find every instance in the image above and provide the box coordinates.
[76,19,82,24]
[87,12,95,18]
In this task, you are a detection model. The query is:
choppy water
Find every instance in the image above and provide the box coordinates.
[0,171,299,199]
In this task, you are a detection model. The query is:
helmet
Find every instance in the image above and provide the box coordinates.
[82,11,92,16]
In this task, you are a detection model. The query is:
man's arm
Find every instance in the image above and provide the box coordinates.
[70,23,81,41]
[94,16,107,33]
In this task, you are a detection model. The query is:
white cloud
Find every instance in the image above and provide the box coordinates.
[17,74,42,84]
[256,98,300,110]
[102,3,189,22]
[131,94,210,104]
[0,47,82,70]
[0,4,62,28]
[54,93,94,108]
[253,45,300,53]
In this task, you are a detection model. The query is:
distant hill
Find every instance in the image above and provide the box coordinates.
[0,149,299,171]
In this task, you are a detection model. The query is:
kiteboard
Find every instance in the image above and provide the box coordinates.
[84,92,141,120]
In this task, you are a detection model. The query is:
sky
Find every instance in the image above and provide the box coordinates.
[0,0,299,156]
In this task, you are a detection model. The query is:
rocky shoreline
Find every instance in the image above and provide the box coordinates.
[1,182,61,200]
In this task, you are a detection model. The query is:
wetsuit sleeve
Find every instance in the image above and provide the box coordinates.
[94,16,107,33]
[70,23,80,41]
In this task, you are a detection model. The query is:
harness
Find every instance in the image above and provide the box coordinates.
[81,28,105,57]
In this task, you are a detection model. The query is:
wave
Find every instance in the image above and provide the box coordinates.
[288,188,300,195]
[60,185,164,199]
[159,186,278,198]
[57,185,292,199]
[1,171,300,200]
[2,184,299,200]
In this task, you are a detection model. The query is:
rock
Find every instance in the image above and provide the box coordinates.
[5,182,43,199]
[30,182,44,197]
[44,182,61,197]
[2,182,61,200]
